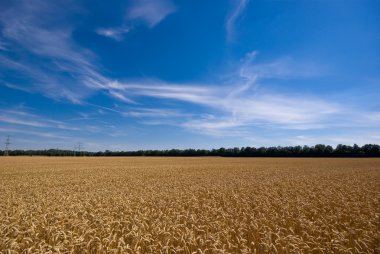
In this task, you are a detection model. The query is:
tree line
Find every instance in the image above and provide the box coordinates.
[1,144,380,157]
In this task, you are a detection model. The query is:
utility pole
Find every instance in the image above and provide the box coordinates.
[4,135,11,156]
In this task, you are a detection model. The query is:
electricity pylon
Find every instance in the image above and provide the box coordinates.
[4,135,11,156]
[74,142,83,156]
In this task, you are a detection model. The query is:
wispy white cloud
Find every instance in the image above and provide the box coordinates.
[100,78,340,135]
[0,115,48,128]
[106,80,219,106]
[242,57,327,80]
[123,108,185,118]
[128,0,176,28]
[226,0,249,42]
[0,108,79,131]
[96,26,130,41]
[90,51,337,135]
[107,90,136,103]
[90,52,380,137]
[180,94,340,136]
[182,116,248,137]
[0,3,132,105]
[365,112,380,123]
[0,106,126,149]
[228,50,259,98]
[0,127,72,140]
[0,0,113,103]
[85,102,124,114]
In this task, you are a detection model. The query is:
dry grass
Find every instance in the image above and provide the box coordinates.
[0,157,379,253]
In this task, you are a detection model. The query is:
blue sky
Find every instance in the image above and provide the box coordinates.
[0,0,379,151]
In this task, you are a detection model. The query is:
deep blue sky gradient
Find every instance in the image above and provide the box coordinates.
[0,0,379,150]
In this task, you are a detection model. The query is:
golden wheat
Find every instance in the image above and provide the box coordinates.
[0,157,379,253]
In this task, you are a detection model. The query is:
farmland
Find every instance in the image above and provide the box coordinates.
[0,157,379,253]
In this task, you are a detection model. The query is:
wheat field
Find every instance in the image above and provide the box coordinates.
[0,157,379,253]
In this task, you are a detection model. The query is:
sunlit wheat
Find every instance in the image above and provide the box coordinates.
[0,157,379,253]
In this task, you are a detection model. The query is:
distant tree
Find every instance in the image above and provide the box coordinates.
[325,145,334,156]
[2,144,380,157]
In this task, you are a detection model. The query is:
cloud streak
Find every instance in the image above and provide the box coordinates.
[90,52,338,135]
[95,52,378,138]
[127,0,176,28]
[102,79,340,136]
[96,26,130,41]
[0,0,112,103]
[226,0,249,42]
[0,108,80,131]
